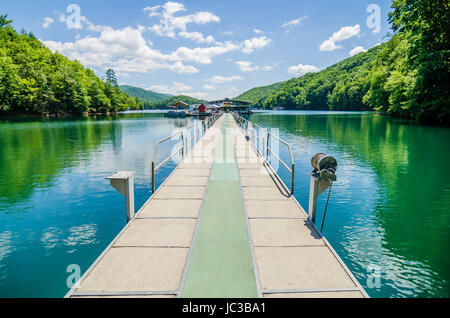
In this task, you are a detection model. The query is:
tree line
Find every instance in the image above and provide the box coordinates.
[242,0,449,125]
[148,95,205,109]
[0,14,143,116]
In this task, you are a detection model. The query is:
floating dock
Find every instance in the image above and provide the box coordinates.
[66,114,368,298]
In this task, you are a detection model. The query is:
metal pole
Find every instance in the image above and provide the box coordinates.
[151,162,155,193]
[308,174,319,223]
[195,124,198,143]
[308,173,331,224]
[181,134,185,158]
[291,163,295,195]
[124,176,135,222]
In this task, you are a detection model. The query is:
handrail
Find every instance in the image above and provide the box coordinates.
[232,112,295,195]
[151,131,184,193]
[250,122,266,156]
[151,112,223,193]
[267,132,295,195]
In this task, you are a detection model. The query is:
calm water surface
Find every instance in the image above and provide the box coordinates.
[249,111,450,298]
[0,111,448,298]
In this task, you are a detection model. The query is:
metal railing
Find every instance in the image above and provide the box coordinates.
[151,112,222,193]
[267,132,295,195]
[249,122,266,157]
[232,112,295,195]
[151,131,185,193]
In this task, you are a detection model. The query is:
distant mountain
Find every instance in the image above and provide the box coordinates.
[119,85,172,103]
[150,95,206,109]
[234,82,284,105]
[233,44,384,111]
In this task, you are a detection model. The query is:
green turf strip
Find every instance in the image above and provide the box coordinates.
[181,114,258,298]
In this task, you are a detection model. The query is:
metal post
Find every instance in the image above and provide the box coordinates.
[195,124,198,143]
[181,134,185,158]
[151,162,155,193]
[291,164,295,195]
[266,132,270,157]
[106,171,135,223]
[307,173,331,224]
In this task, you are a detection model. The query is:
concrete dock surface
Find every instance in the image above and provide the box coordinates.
[67,114,367,298]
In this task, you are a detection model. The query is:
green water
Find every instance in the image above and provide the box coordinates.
[0,112,197,297]
[0,110,448,298]
[248,111,450,298]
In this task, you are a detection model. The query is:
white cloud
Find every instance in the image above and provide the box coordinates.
[147,2,220,38]
[149,81,208,99]
[288,64,320,76]
[42,17,54,29]
[44,17,246,73]
[149,81,192,95]
[236,61,275,72]
[242,36,272,54]
[254,29,264,35]
[221,31,233,36]
[172,42,240,64]
[167,61,199,74]
[179,31,215,44]
[43,6,273,77]
[44,26,199,74]
[207,75,244,84]
[320,39,340,52]
[282,16,307,28]
[163,1,187,15]
[262,65,275,71]
[349,46,367,56]
[148,82,207,100]
[204,84,216,90]
[319,24,361,52]
[57,12,104,32]
[58,13,66,23]
[236,61,259,72]
[143,5,161,17]
[80,16,104,32]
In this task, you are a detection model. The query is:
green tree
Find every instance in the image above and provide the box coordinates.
[0,15,140,115]
[105,69,118,88]
[0,14,12,28]
[389,0,450,123]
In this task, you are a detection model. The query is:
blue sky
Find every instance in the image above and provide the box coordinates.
[3,0,393,100]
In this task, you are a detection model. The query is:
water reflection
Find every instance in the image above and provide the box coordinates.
[0,112,199,297]
[250,111,450,298]
[0,111,448,298]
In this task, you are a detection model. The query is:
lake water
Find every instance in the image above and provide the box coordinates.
[0,111,448,298]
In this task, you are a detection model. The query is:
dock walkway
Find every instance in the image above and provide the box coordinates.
[67,114,367,298]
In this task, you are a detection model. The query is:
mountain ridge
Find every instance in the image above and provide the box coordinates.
[119,85,172,103]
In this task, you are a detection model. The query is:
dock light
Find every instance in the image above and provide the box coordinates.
[311,153,337,182]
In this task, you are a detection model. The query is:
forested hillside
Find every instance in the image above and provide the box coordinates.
[0,15,139,115]
[234,82,284,105]
[150,95,205,109]
[258,45,382,111]
[119,85,171,104]
[237,0,449,124]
